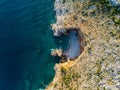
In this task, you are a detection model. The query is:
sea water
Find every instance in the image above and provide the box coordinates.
[0,0,68,90]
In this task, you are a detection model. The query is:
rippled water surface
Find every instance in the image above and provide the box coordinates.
[0,0,68,90]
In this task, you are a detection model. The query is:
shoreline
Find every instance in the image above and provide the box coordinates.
[51,0,83,61]
[47,0,120,89]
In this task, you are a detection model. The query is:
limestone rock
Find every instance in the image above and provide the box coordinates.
[51,49,63,57]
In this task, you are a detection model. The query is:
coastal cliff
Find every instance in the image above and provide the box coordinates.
[47,0,120,90]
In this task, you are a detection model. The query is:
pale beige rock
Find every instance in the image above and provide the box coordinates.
[46,0,120,90]
[51,49,63,57]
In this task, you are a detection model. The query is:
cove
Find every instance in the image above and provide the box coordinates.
[63,30,81,60]
[0,0,68,90]
[51,29,83,62]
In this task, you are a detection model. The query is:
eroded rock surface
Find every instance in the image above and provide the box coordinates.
[47,0,120,90]
[51,49,63,57]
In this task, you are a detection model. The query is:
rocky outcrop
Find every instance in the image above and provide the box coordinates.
[47,0,120,90]
[51,48,63,57]
[51,0,84,61]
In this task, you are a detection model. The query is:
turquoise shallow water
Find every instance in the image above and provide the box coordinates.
[0,0,68,90]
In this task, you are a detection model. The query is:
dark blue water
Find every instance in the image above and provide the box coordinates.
[0,0,68,90]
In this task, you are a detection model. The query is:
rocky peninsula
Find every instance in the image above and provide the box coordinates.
[47,0,120,90]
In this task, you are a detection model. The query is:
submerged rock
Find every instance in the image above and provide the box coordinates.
[51,29,82,61]
[63,30,81,60]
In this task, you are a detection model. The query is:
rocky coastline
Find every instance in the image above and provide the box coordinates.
[47,0,120,90]
[51,0,84,61]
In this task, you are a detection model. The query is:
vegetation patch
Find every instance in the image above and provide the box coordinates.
[90,0,120,25]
